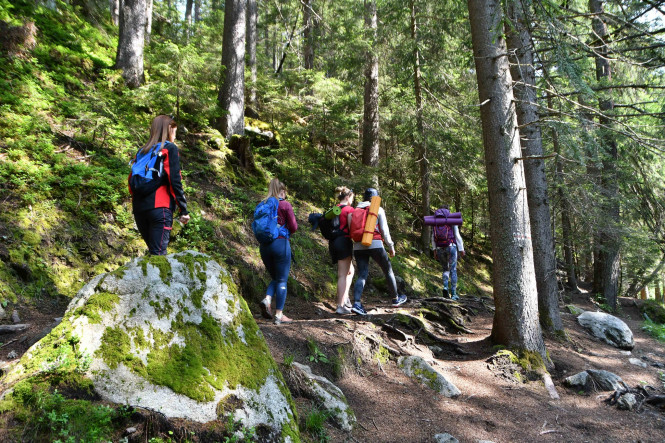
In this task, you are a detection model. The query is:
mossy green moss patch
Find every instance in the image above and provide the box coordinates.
[72,291,119,324]
[140,255,172,283]
[92,294,279,404]
[9,319,88,383]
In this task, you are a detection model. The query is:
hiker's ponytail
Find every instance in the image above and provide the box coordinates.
[336,186,353,201]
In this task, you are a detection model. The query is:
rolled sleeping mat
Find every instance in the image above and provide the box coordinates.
[324,205,342,219]
[362,196,382,246]
[424,215,463,226]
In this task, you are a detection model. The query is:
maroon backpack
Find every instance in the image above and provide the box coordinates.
[433,208,456,247]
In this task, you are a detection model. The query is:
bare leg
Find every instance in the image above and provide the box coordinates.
[337,257,354,307]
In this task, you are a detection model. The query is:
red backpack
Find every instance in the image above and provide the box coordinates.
[350,207,382,242]
[349,207,368,242]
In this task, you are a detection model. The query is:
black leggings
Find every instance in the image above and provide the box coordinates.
[135,208,173,255]
[352,247,398,303]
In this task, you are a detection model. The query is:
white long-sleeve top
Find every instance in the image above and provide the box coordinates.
[431,225,464,253]
[347,201,395,253]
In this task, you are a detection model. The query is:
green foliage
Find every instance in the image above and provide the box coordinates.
[3,381,126,442]
[303,408,330,443]
[641,300,665,324]
[642,319,665,343]
[307,337,330,364]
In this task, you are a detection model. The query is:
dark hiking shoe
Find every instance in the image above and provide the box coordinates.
[392,294,407,307]
[442,288,449,299]
[352,302,368,316]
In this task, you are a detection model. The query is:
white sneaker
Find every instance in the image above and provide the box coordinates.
[336,305,352,315]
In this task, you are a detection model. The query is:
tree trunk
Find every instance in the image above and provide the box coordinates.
[467,0,547,359]
[144,0,153,45]
[116,0,146,89]
[217,0,246,137]
[247,0,257,106]
[641,287,647,300]
[506,0,562,333]
[590,0,620,310]
[302,0,314,69]
[195,0,201,22]
[410,0,430,251]
[556,140,578,291]
[362,0,379,185]
[110,0,119,26]
[656,281,662,303]
[185,0,193,29]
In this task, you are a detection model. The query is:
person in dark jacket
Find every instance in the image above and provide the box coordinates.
[258,178,298,325]
[129,115,189,255]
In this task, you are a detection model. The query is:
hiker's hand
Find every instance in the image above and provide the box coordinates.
[460,250,465,258]
[389,249,395,258]
[180,214,191,225]
[433,250,438,260]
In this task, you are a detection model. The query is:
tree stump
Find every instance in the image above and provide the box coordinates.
[228,135,255,171]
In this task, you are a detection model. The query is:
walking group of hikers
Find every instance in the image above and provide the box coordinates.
[128,115,464,325]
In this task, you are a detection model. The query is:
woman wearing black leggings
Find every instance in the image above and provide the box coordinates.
[129,115,190,255]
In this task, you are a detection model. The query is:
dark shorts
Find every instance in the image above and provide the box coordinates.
[329,235,353,264]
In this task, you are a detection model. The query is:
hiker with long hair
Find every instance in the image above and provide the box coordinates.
[348,188,407,315]
[129,115,189,255]
[330,186,355,315]
[258,178,298,324]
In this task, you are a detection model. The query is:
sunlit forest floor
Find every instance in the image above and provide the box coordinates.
[256,286,665,442]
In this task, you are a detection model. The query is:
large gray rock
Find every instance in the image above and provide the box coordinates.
[564,369,624,391]
[587,369,625,391]
[563,371,589,390]
[2,251,299,440]
[398,356,461,398]
[617,393,638,411]
[577,311,634,350]
[287,362,356,432]
[434,433,459,443]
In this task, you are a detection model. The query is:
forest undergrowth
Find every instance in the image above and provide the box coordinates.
[3,1,665,442]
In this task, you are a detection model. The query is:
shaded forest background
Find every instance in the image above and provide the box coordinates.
[1,0,665,439]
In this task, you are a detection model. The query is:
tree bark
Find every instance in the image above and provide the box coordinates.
[410,0,430,251]
[110,0,119,26]
[144,0,153,44]
[590,0,620,310]
[302,0,314,69]
[195,0,201,23]
[217,0,246,137]
[554,132,579,290]
[185,0,193,28]
[247,0,258,106]
[116,0,146,89]
[506,0,562,333]
[362,0,380,185]
[467,0,547,359]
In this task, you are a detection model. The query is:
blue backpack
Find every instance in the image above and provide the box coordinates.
[252,197,287,244]
[129,143,165,197]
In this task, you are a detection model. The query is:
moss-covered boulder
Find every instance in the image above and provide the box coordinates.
[398,356,461,398]
[2,251,299,441]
